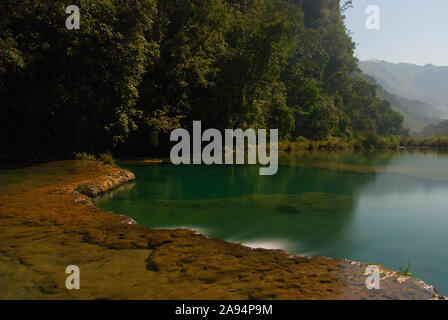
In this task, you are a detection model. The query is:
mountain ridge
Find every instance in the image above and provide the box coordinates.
[359,72,446,133]
[359,60,448,115]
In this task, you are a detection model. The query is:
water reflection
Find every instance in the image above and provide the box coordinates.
[95,150,448,294]
[96,182,136,200]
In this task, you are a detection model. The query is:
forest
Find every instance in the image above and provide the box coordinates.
[0,0,405,162]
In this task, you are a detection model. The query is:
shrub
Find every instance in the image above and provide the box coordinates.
[98,152,118,167]
[397,260,413,277]
[318,140,329,149]
[75,183,94,197]
[405,137,419,147]
[388,135,400,149]
[308,141,319,150]
[74,152,97,161]
[355,132,379,151]
[376,137,389,149]
[327,136,346,149]
[437,136,448,149]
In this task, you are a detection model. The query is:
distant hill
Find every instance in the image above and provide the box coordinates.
[360,74,442,133]
[417,120,448,138]
[359,60,448,115]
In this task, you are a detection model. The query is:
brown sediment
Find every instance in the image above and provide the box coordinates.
[0,160,443,300]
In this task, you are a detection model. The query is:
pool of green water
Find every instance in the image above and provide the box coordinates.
[95,150,448,295]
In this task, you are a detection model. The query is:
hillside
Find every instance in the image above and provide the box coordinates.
[417,120,448,138]
[360,74,444,133]
[359,60,448,114]
[1,0,404,162]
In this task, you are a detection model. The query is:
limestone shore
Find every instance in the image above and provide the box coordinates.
[0,160,443,299]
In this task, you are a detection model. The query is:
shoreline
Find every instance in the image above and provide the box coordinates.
[0,160,444,300]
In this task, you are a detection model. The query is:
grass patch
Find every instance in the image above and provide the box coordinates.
[98,152,118,167]
[397,260,413,277]
[75,183,94,197]
[73,152,97,161]
[73,151,120,168]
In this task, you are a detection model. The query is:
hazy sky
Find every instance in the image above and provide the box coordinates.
[344,0,448,66]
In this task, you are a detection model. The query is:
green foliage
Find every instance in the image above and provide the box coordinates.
[74,152,97,161]
[73,151,118,167]
[279,136,351,152]
[397,260,413,277]
[1,0,406,162]
[353,132,378,151]
[412,136,448,149]
[279,133,448,152]
[75,183,94,197]
[98,151,118,167]
[1,0,158,161]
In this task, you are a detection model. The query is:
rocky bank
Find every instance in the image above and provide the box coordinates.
[0,160,444,299]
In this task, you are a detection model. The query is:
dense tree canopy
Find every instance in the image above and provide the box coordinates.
[0,0,404,161]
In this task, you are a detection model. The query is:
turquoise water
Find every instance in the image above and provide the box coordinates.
[96,151,448,295]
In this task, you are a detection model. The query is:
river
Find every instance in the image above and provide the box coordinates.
[95,150,448,295]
